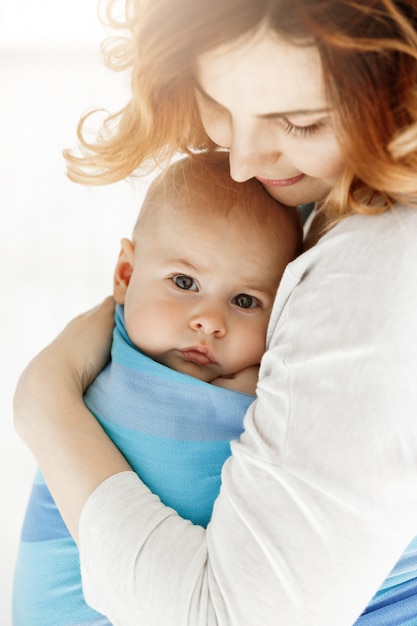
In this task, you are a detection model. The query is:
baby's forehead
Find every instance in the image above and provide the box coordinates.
[146,166,271,216]
[136,157,300,246]
[143,187,276,231]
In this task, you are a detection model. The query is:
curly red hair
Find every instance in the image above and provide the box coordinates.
[64,0,417,221]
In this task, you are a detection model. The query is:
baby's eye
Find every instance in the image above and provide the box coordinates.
[172,274,198,291]
[233,293,258,309]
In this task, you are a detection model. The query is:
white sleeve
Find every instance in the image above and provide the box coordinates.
[79,208,417,626]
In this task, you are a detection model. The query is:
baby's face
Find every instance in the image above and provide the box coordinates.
[121,202,291,382]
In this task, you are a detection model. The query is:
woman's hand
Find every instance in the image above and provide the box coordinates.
[60,295,116,392]
[41,295,114,391]
[14,296,116,437]
[14,296,131,543]
[212,364,259,395]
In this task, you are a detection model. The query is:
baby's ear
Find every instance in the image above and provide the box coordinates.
[113,238,135,304]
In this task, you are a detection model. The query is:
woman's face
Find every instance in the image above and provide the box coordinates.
[195,30,346,206]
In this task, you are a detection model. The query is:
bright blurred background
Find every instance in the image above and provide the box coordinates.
[0,2,152,623]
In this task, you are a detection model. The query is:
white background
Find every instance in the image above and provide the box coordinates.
[0,2,152,623]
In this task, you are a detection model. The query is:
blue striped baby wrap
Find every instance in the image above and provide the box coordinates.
[353,535,417,625]
[13,305,254,626]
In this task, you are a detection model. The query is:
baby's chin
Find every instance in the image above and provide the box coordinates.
[155,353,221,383]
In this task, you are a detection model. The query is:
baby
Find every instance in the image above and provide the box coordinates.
[13,153,302,626]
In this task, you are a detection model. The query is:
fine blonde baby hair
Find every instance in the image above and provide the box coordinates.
[132,152,303,261]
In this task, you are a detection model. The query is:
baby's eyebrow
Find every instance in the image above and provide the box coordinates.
[193,79,330,119]
[168,258,199,272]
[241,284,276,299]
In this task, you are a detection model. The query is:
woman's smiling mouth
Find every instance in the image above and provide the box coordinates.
[256,173,305,187]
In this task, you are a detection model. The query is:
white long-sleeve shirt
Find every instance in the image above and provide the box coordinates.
[79,205,417,625]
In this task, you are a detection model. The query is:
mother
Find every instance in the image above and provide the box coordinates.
[14,0,417,624]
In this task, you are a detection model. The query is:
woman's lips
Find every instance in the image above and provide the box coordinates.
[180,347,216,366]
[256,173,305,187]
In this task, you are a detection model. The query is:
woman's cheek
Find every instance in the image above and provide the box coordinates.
[288,138,345,181]
[197,103,231,148]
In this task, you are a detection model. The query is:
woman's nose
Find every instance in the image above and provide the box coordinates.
[189,309,226,337]
[228,125,280,182]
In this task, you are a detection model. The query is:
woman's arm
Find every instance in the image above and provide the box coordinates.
[77,210,417,625]
[13,297,131,543]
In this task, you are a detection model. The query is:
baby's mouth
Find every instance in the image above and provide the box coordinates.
[179,346,216,366]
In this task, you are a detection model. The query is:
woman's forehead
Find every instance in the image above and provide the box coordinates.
[195,32,327,116]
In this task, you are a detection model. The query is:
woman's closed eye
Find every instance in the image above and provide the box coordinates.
[172,274,198,291]
[277,116,327,138]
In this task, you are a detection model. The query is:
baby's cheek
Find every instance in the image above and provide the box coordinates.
[232,328,266,371]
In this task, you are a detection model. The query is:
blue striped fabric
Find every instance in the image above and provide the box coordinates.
[13,306,417,624]
[12,305,254,626]
[354,536,417,625]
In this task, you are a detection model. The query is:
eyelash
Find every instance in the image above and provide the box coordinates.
[279,118,325,137]
[172,274,198,291]
[232,294,259,309]
[196,89,325,139]
[171,274,261,310]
